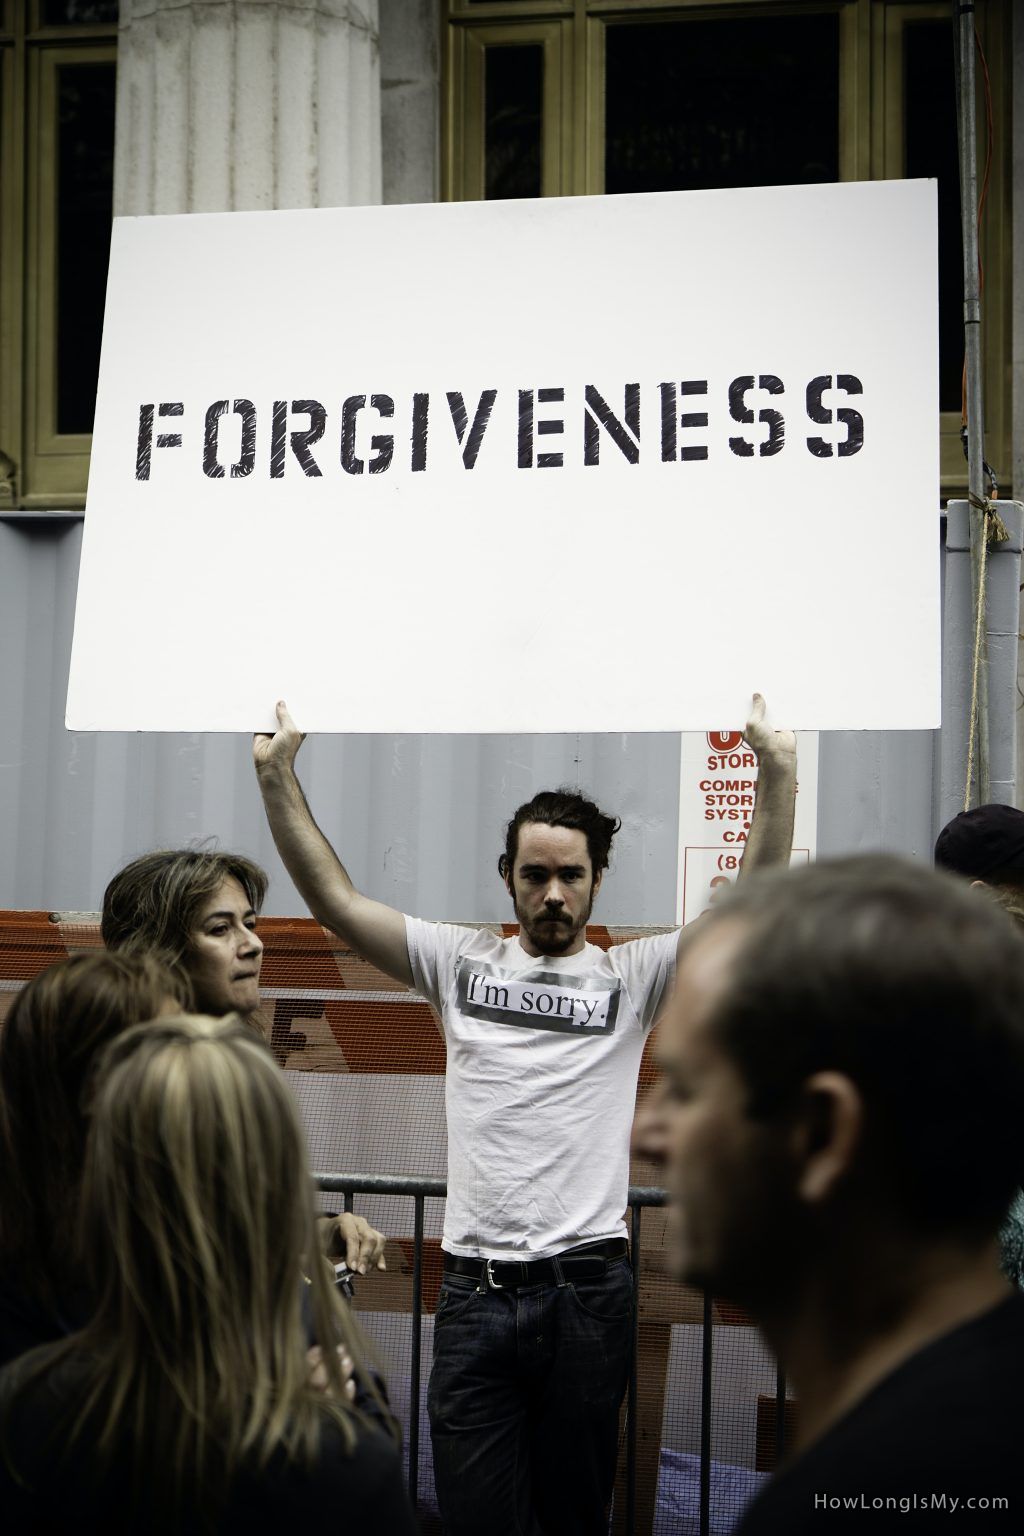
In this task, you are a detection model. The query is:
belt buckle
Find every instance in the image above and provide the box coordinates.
[485,1259,504,1291]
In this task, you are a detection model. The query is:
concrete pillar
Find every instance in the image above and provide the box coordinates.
[379,0,440,205]
[114,0,381,217]
[939,500,1024,824]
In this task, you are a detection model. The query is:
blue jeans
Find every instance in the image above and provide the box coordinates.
[428,1255,634,1536]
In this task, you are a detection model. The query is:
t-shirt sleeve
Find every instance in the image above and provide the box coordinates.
[609,928,678,1033]
[405,916,475,1018]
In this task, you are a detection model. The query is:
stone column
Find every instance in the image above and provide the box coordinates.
[108,0,382,848]
[379,0,440,205]
[114,0,381,217]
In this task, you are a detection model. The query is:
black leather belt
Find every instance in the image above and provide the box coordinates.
[443,1237,628,1290]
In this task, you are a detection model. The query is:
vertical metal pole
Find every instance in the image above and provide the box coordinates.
[699,1292,713,1536]
[953,0,991,803]
[343,1190,354,1215]
[409,1194,424,1509]
[774,1365,787,1465]
[626,1204,642,1536]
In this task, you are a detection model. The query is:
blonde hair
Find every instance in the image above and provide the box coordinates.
[0,952,186,1315]
[64,1016,379,1520]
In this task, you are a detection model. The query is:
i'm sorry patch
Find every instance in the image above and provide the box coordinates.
[456,958,620,1035]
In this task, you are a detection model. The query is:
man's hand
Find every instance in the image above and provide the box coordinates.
[322,1212,388,1276]
[743,692,796,768]
[734,693,797,883]
[253,699,305,777]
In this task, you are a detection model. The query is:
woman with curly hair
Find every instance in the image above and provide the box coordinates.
[101,847,386,1275]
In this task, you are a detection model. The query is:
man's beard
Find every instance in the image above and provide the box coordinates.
[511,882,595,955]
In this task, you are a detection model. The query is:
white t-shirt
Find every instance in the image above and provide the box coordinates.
[406,917,677,1261]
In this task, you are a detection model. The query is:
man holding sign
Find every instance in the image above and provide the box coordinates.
[253,702,795,1535]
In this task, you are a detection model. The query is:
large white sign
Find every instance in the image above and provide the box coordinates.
[66,181,939,734]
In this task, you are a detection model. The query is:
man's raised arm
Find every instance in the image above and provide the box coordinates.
[738,692,797,880]
[672,694,798,966]
[253,702,414,986]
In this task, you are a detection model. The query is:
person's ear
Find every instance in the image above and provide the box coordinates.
[499,856,513,897]
[792,1072,863,1205]
[592,867,603,897]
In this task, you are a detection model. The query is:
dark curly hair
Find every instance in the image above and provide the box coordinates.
[498,789,621,880]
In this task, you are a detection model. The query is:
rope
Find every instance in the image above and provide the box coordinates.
[968,489,1010,543]
[963,498,1007,812]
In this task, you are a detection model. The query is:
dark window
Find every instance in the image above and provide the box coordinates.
[42,2,119,23]
[605,17,839,194]
[56,60,115,435]
[485,45,543,200]
[904,20,962,414]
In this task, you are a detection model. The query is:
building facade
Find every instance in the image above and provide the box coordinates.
[0,0,1018,913]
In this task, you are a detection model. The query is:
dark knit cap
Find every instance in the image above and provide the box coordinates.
[934,804,1024,880]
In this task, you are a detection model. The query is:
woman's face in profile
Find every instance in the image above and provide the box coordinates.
[187,876,264,1016]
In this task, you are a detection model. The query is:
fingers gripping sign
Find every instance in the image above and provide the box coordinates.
[742,691,797,765]
[252,699,306,775]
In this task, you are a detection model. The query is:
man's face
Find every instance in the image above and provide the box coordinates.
[643,920,803,1303]
[504,823,602,958]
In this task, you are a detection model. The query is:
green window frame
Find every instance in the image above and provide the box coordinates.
[0,2,117,510]
[443,0,1013,497]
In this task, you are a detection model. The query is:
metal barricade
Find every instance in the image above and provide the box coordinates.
[316,1173,788,1535]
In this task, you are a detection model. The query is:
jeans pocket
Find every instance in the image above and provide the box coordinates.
[434,1279,481,1325]
[566,1260,634,1323]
